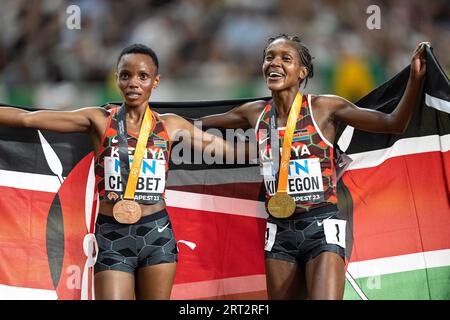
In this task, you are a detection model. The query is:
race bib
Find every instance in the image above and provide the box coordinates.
[104,156,166,201]
[262,158,325,203]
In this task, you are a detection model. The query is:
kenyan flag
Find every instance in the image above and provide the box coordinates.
[338,46,450,299]
[0,126,97,299]
[0,47,447,300]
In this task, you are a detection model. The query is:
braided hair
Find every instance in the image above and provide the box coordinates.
[264,34,314,88]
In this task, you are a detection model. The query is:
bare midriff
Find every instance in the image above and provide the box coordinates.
[99,200,166,217]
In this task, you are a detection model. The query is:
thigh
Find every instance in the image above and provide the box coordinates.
[305,252,345,300]
[265,258,307,300]
[94,270,135,300]
[135,262,177,300]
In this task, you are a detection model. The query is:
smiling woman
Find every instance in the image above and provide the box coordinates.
[0,43,232,300]
[264,35,314,90]
[198,33,428,300]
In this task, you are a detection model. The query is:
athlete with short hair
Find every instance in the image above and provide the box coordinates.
[0,43,231,300]
[199,34,428,299]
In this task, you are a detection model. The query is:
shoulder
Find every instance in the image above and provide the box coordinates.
[237,99,269,127]
[245,99,268,108]
[100,104,120,116]
[311,94,354,114]
[103,103,120,111]
[238,100,267,113]
[157,112,183,123]
[74,105,111,120]
[157,112,192,129]
[311,94,345,107]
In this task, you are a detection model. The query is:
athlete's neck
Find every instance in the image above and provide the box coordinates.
[272,88,301,118]
[125,103,149,124]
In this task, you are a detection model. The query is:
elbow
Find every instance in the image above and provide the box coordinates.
[386,115,408,135]
[394,120,410,134]
[21,115,33,128]
[387,123,407,135]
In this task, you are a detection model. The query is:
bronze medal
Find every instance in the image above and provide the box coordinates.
[113,199,142,224]
[267,192,296,218]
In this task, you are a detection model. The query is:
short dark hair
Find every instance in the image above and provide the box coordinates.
[117,43,159,71]
[264,34,314,88]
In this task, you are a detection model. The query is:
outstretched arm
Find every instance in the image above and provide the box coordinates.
[199,100,266,129]
[326,42,428,134]
[0,105,108,134]
[161,113,246,161]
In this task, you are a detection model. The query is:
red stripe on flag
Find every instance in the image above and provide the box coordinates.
[168,206,266,284]
[344,150,450,262]
[0,187,55,290]
[0,154,94,299]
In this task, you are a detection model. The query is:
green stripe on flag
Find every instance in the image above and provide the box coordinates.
[344,265,450,300]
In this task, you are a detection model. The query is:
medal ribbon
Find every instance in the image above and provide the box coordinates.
[117,105,153,200]
[274,92,303,193]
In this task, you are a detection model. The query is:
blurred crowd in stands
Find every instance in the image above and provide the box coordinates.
[0,0,449,105]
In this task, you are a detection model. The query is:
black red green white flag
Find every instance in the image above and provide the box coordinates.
[0,47,448,299]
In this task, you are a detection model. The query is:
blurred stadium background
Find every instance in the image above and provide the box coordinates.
[0,0,449,109]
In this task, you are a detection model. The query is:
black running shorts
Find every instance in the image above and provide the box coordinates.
[264,204,346,264]
[94,209,178,274]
